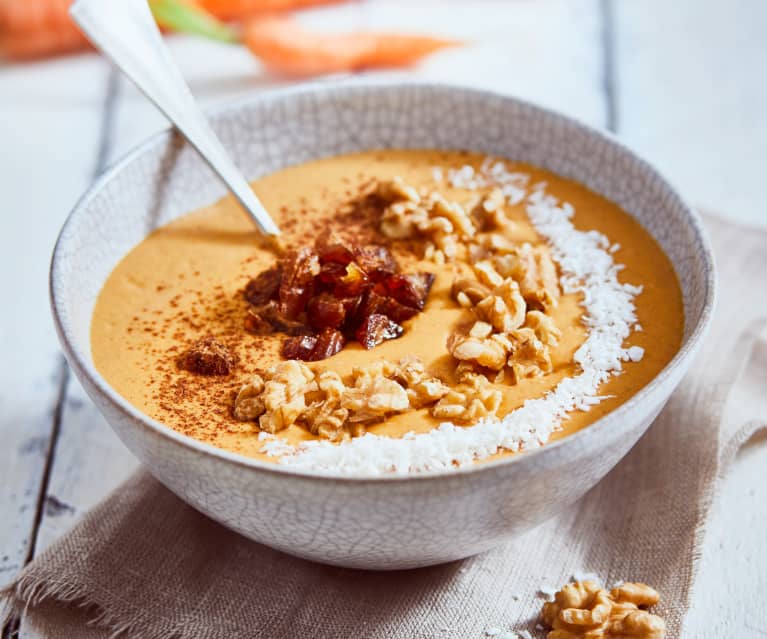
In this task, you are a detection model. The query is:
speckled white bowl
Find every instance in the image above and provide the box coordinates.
[50,82,715,570]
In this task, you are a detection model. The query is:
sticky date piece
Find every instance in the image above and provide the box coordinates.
[244,266,282,306]
[355,314,404,349]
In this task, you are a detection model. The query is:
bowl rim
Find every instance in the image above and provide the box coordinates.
[50,79,716,484]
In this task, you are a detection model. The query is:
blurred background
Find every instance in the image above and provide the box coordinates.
[1,1,765,637]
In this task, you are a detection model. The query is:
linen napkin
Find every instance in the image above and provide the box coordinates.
[3,213,766,639]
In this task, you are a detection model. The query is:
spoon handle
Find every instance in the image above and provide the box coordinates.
[70,0,281,237]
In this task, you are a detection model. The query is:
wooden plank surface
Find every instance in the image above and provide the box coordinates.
[0,55,108,591]
[2,0,765,636]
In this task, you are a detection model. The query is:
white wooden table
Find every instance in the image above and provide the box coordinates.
[2,1,765,636]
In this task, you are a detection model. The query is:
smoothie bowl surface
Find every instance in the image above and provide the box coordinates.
[51,83,713,569]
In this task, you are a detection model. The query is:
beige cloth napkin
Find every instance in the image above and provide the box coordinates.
[3,214,767,639]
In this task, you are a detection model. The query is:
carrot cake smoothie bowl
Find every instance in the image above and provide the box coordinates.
[51,84,714,569]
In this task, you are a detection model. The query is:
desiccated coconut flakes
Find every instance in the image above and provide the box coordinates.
[257,160,644,475]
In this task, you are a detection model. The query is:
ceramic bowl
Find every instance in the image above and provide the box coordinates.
[50,82,715,570]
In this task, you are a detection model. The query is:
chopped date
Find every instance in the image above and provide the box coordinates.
[251,301,310,336]
[243,309,274,335]
[243,235,432,360]
[307,293,347,330]
[282,334,318,360]
[244,266,282,306]
[360,289,420,324]
[278,248,320,318]
[353,245,397,281]
[355,314,404,350]
[316,230,355,265]
[309,328,346,361]
[384,272,435,310]
[282,328,346,361]
[316,262,347,287]
[333,262,370,298]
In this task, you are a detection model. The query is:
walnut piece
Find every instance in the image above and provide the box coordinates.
[470,187,514,231]
[342,374,410,422]
[526,309,562,347]
[377,178,475,263]
[507,327,553,382]
[177,336,236,376]
[542,581,666,639]
[447,332,509,371]
[493,242,560,311]
[258,361,317,434]
[233,356,452,438]
[431,371,502,422]
[233,374,266,421]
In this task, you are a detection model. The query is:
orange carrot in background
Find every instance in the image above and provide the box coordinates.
[243,16,460,76]
[0,0,88,60]
[1,0,459,75]
[199,0,347,21]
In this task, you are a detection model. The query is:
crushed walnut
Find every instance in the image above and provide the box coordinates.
[234,356,452,441]
[375,176,562,387]
[177,336,237,376]
[541,581,666,639]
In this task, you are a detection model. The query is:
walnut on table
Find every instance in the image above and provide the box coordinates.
[542,581,666,639]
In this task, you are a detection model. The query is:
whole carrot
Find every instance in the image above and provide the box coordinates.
[0,0,339,61]
[199,0,346,21]
[242,16,460,76]
[0,0,89,60]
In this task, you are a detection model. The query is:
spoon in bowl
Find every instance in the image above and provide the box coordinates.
[70,0,282,239]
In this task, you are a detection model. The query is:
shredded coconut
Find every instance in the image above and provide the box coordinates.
[257,160,643,475]
[486,628,502,637]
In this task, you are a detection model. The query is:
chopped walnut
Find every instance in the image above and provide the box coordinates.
[447,332,508,371]
[377,178,475,263]
[493,242,560,311]
[526,309,562,347]
[342,373,410,422]
[431,371,502,423]
[258,361,317,434]
[475,279,527,334]
[470,187,514,230]
[233,374,266,421]
[177,336,236,376]
[429,193,475,237]
[394,355,450,408]
[542,581,666,639]
[452,278,492,308]
[302,370,352,441]
[473,259,504,288]
[376,176,420,204]
[507,327,553,382]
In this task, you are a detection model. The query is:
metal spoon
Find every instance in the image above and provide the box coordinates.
[70,0,281,238]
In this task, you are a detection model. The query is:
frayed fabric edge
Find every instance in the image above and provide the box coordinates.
[1,574,183,639]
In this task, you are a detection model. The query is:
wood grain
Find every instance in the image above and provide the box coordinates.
[3,0,766,636]
[0,55,108,591]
